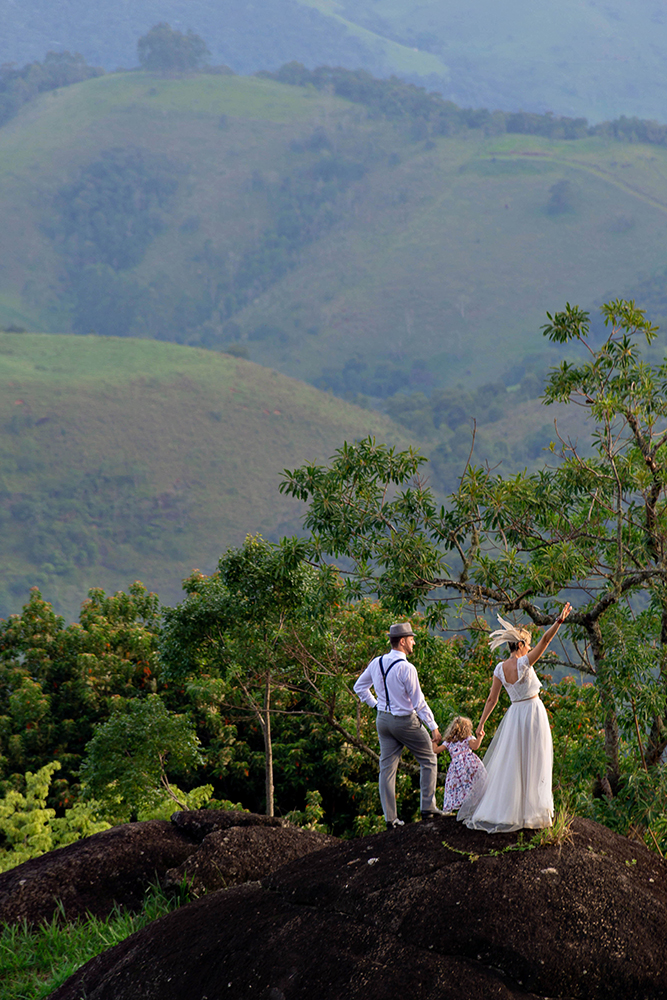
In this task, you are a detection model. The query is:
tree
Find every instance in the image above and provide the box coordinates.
[137,24,210,74]
[0,583,161,803]
[280,299,667,805]
[79,696,205,819]
[161,535,332,817]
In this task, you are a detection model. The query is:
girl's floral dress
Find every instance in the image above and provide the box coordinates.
[441,736,487,811]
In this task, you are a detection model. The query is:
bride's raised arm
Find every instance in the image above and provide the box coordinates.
[526,603,572,666]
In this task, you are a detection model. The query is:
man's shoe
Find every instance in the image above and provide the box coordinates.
[386,818,405,831]
[420,811,440,821]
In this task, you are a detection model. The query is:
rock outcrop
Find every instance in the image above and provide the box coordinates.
[48,815,667,1000]
[0,820,196,926]
[0,810,335,926]
[163,822,336,896]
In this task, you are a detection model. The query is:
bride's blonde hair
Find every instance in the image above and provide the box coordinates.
[443,716,473,743]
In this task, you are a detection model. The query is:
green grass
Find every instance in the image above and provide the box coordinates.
[0,885,185,1000]
[237,126,667,387]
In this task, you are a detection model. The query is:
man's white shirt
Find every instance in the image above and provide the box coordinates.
[353,650,438,733]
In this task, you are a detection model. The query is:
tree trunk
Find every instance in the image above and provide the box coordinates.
[263,671,274,817]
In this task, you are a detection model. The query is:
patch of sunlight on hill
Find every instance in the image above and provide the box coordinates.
[294,0,450,78]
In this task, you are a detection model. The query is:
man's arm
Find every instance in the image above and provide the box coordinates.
[402,662,438,735]
[353,662,378,709]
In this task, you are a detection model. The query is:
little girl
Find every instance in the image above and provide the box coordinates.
[434,716,487,813]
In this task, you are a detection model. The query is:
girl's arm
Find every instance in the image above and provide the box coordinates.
[433,741,448,755]
[527,602,572,666]
[468,734,483,751]
[476,675,502,737]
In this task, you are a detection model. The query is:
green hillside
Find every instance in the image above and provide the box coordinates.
[0,332,409,620]
[1,69,667,405]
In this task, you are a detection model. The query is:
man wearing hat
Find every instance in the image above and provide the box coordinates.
[354,621,442,830]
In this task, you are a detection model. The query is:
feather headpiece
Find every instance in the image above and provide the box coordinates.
[488,615,531,651]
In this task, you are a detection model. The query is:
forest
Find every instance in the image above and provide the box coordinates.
[2,299,666,869]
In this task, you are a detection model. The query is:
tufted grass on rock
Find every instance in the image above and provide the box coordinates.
[0,883,187,1000]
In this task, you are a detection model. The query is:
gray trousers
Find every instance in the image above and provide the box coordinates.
[376,710,437,822]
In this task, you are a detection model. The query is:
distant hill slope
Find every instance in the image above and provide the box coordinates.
[0,333,408,620]
[1,70,667,402]
[2,0,667,122]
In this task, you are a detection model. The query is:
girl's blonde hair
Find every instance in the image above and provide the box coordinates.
[442,716,473,743]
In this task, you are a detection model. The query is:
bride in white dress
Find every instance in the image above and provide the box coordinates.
[457,603,571,833]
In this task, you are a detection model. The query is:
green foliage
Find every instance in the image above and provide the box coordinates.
[79,696,204,820]
[0,583,161,799]
[0,52,103,128]
[5,465,189,575]
[282,299,667,802]
[137,24,210,74]
[135,782,214,822]
[280,436,447,614]
[285,788,327,832]
[0,762,109,873]
[54,148,179,272]
[162,534,340,816]
[0,762,58,869]
[266,64,589,142]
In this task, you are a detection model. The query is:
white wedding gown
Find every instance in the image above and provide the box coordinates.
[457,654,553,832]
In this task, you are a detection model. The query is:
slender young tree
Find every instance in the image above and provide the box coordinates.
[161,535,330,816]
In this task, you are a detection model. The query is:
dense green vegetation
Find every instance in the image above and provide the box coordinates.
[282,299,667,846]
[0,554,602,857]
[0,333,406,620]
[137,24,210,74]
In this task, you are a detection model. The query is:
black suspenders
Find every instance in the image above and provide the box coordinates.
[378,655,399,714]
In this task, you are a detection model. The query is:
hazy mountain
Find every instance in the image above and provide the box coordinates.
[2,0,667,122]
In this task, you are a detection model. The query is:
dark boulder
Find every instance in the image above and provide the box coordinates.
[0,820,196,926]
[0,810,328,927]
[48,816,667,1000]
[170,808,288,840]
[163,824,337,896]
